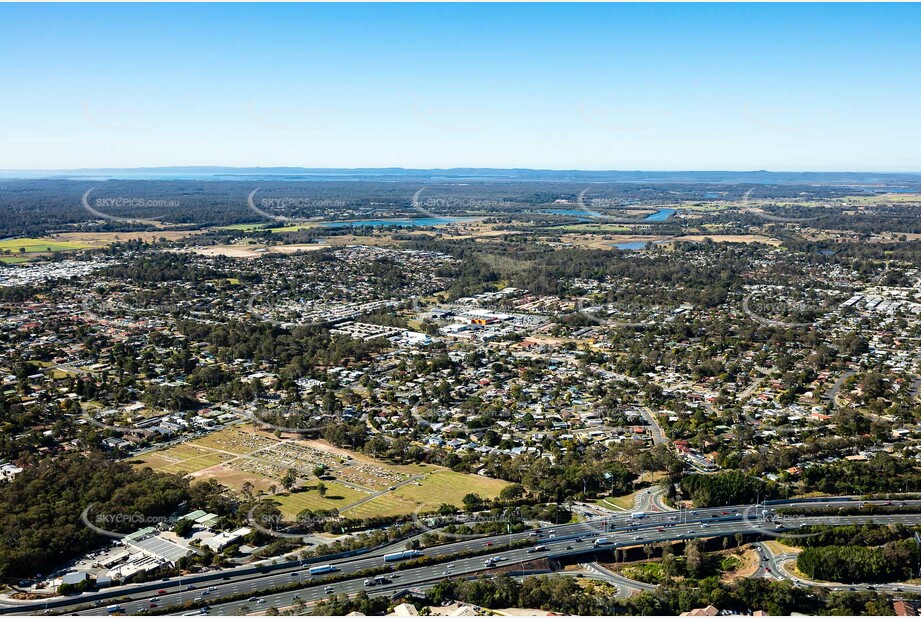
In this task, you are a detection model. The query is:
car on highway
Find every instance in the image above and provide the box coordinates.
[208,586,217,591]
[324,586,335,593]
[256,599,266,604]
[157,590,167,595]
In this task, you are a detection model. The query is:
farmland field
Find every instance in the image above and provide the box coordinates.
[0,238,91,253]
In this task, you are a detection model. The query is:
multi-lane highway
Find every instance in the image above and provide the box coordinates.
[6,497,921,616]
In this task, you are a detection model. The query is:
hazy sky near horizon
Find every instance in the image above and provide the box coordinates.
[1,3,920,171]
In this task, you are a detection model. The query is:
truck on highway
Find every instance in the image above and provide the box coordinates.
[308,564,339,576]
[631,512,646,519]
[384,549,424,562]
[593,537,613,546]
[106,605,123,614]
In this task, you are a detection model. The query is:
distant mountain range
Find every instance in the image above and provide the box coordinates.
[2,167,921,185]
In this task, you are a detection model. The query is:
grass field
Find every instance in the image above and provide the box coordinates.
[269,224,318,233]
[0,238,92,253]
[273,482,370,518]
[339,492,419,518]
[332,470,511,517]
[595,493,634,511]
[0,256,31,264]
[135,444,232,474]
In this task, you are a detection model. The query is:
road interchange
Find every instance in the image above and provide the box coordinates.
[5,496,921,616]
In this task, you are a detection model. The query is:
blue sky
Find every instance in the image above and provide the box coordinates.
[1,3,920,171]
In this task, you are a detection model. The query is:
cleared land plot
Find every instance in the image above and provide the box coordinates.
[53,231,202,246]
[672,234,782,246]
[189,463,276,494]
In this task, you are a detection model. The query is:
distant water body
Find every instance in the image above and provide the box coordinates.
[612,239,672,251]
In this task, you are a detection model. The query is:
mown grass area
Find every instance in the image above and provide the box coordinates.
[340,492,417,519]
[273,482,370,518]
[595,491,636,511]
[337,470,509,519]
[0,238,92,253]
[392,470,508,508]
